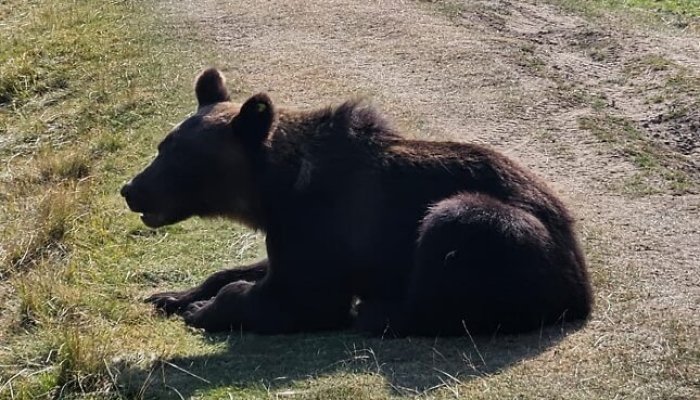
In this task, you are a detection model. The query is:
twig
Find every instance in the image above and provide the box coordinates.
[462,321,487,367]
[160,360,211,384]
[165,384,185,400]
[0,368,28,394]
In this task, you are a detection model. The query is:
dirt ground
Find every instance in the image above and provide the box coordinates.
[156,0,698,397]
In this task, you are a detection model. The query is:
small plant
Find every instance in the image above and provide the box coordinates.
[54,325,116,395]
[1,189,78,274]
[624,54,674,75]
[37,150,91,183]
[578,114,696,194]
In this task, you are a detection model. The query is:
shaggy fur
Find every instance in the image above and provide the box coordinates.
[122,68,593,336]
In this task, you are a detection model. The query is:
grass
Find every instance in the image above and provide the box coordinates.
[624,54,675,77]
[578,114,696,194]
[0,0,236,397]
[552,0,700,30]
[605,0,700,17]
[1,0,698,399]
[516,44,547,76]
[554,0,700,16]
[602,0,700,16]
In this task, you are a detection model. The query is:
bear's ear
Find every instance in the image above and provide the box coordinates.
[195,68,230,107]
[233,93,275,146]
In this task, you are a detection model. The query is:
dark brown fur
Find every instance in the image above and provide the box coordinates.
[122,69,593,336]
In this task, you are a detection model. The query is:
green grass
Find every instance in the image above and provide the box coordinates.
[623,54,674,76]
[552,0,700,30]
[601,0,700,16]
[578,114,696,195]
[557,0,700,16]
[0,0,238,397]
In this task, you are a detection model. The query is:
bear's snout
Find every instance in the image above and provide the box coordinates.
[120,181,144,213]
[120,182,132,199]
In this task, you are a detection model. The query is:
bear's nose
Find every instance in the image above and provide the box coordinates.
[120,182,132,199]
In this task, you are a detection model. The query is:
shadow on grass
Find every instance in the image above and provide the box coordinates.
[116,321,584,398]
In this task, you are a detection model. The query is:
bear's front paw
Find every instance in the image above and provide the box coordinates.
[182,300,213,329]
[144,291,192,315]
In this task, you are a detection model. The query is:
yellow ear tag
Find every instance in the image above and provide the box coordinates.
[257,103,267,113]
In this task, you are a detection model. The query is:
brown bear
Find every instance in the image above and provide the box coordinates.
[121,68,593,336]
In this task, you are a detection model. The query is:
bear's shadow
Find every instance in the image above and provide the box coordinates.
[117,322,583,398]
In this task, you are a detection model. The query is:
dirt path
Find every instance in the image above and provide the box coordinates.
[159,0,698,397]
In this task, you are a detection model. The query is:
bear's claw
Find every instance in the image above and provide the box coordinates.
[182,300,212,328]
[144,291,190,315]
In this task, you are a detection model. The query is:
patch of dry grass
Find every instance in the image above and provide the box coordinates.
[578,114,697,194]
[1,188,80,275]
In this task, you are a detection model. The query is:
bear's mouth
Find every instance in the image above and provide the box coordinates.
[140,212,170,228]
[140,211,188,228]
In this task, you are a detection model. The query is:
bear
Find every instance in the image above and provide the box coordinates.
[120,68,593,336]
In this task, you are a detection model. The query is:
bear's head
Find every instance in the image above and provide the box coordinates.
[120,68,274,229]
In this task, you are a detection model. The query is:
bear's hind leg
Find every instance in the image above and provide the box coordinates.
[181,280,266,332]
[403,193,587,336]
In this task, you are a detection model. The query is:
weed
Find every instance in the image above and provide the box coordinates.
[667,73,700,96]
[554,0,700,18]
[624,54,675,75]
[646,94,666,104]
[578,114,696,194]
[36,150,91,183]
[417,0,467,21]
[554,82,609,110]
[516,45,547,74]
[53,326,116,396]
[1,188,79,275]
